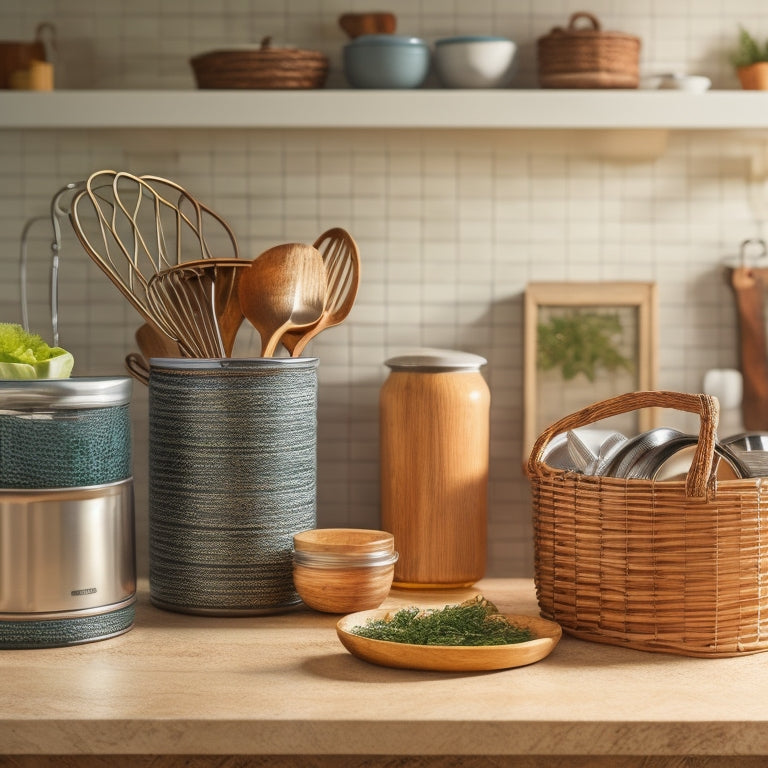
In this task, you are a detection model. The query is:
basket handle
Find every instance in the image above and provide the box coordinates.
[567,12,601,32]
[34,22,57,61]
[525,390,720,500]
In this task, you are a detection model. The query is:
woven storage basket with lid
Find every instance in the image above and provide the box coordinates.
[190,36,329,89]
[525,390,768,658]
[537,11,640,88]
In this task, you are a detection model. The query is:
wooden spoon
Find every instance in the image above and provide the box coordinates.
[135,321,183,359]
[281,228,361,357]
[238,243,327,357]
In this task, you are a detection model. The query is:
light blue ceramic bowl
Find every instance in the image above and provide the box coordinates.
[343,34,430,89]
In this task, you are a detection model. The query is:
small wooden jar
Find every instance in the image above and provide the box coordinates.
[380,350,490,589]
[292,528,398,613]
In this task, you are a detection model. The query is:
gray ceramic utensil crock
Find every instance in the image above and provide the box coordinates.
[148,357,318,615]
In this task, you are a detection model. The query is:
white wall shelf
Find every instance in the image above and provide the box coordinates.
[3,89,768,130]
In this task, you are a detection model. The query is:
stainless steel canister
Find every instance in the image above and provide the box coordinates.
[0,377,136,648]
[0,479,135,616]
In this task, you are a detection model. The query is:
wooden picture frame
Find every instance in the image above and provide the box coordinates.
[523,281,658,457]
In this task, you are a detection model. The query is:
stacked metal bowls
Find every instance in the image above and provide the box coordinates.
[604,429,749,481]
[542,427,751,481]
[721,433,768,477]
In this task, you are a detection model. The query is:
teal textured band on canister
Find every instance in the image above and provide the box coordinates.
[0,600,135,649]
[0,377,132,488]
[148,358,318,615]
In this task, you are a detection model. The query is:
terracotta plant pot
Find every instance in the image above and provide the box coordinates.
[737,62,768,90]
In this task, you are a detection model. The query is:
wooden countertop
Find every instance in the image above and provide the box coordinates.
[2,578,768,763]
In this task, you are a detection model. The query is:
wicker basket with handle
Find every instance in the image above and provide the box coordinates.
[525,389,768,658]
[537,11,640,88]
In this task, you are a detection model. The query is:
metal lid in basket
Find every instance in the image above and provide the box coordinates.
[0,376,132,410]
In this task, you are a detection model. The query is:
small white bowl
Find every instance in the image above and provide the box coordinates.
[640,73,711,93]
[434,36,517,89]
[674,75,711,93]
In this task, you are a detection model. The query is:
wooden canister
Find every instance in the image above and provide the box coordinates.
[380,350,490,588]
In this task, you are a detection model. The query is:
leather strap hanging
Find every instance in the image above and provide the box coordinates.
[729,239,768,430]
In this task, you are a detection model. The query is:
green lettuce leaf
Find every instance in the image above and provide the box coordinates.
[0,324,74,379]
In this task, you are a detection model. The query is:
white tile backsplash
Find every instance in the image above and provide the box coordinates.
[2,0,768,579]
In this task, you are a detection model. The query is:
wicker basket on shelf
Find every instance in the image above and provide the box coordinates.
[525,390,768,658]
[537,11,640,88]
[190,36,329,90]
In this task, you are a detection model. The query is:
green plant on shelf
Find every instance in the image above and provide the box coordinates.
[731,27,768,68]
[537,310,633,383]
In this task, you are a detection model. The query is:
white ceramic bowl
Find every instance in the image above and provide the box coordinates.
[434,36,517,88]
[673,75,711,93]
[640,73,711,93]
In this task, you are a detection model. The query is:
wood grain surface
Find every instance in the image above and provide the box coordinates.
[380,368,489,587]
[3,756,768,768]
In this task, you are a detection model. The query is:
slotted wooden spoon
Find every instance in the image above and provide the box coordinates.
[238,243,327,357]
[281,228,360,357]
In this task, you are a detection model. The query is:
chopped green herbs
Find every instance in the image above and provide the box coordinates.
[351,596,533,646]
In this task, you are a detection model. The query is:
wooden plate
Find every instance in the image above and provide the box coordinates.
[336,609,562,672]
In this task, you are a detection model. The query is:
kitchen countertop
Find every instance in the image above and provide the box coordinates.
[2,578,768,766]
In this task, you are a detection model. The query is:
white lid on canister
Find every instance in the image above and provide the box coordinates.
[384,348,487,372]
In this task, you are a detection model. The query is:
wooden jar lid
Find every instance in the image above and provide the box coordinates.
[293,528,395,558]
